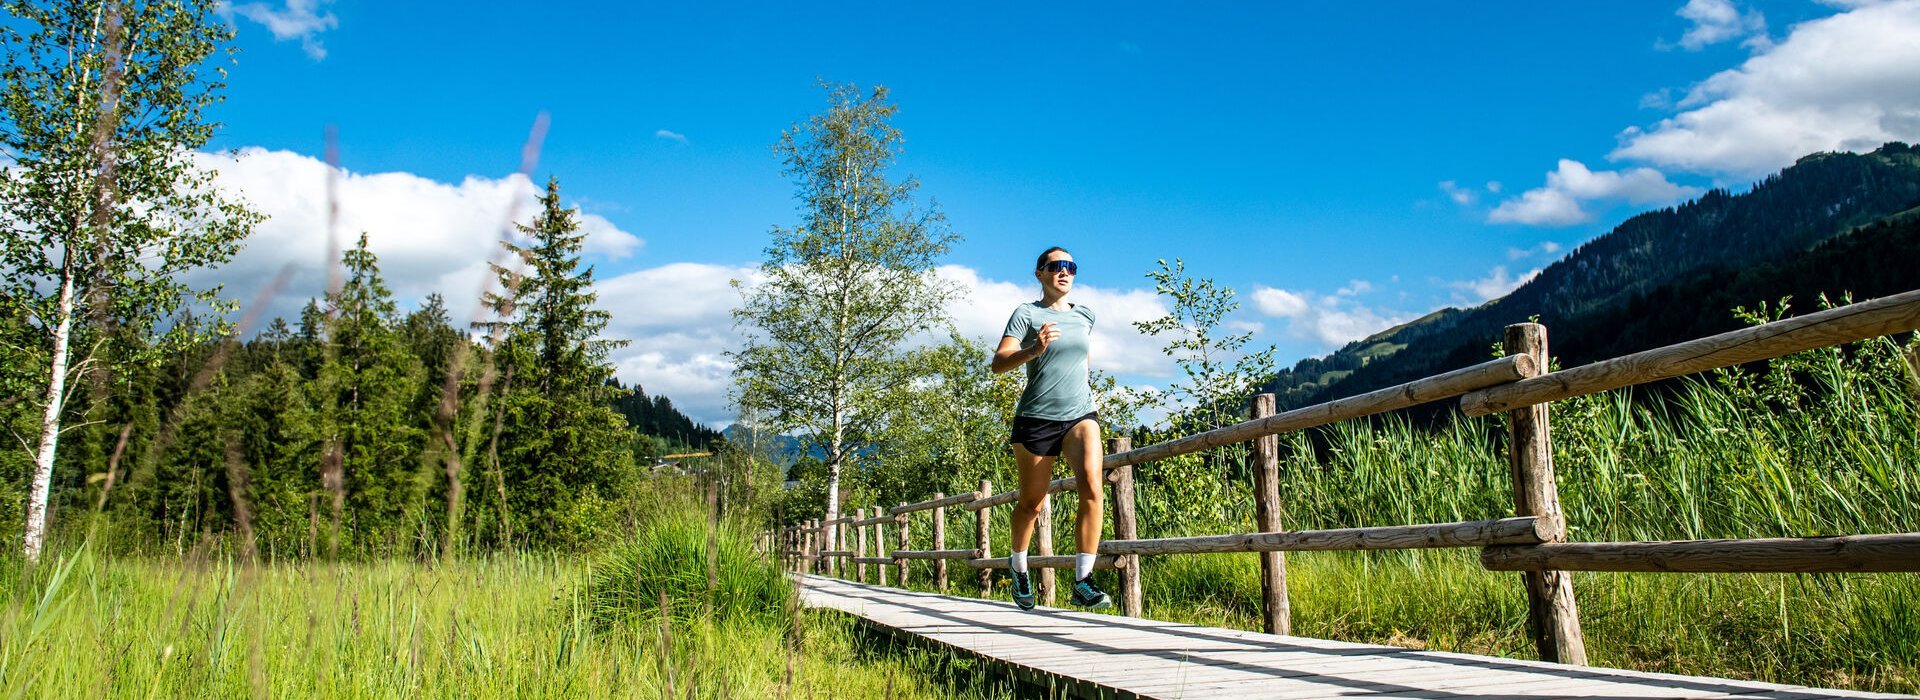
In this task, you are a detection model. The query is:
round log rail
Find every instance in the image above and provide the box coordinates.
[819,550,855,558]
[1460,288,1920,417]
[965,554,1122,570]
[963,355,1532,512]
[890,549,976,560]
[890,492,977,515]
[965,470,1125,512]
[819,516,857,527]
[849,513,894,527]
[1481,533,1920,573]
[1098,517,1552,556]
[849,557,895,566]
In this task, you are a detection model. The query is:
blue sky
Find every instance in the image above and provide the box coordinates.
[196,0,1920,425]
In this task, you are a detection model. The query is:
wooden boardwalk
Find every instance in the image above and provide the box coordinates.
[797,575,1912,699]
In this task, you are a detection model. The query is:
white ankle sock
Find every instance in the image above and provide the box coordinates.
[1010,550,1028,574]
[1075,552,1095,581]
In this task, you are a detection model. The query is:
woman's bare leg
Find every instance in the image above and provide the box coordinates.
[1009,443,1055,553]
[1063,420,1105,555]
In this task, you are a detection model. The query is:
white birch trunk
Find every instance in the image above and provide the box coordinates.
[23,270,77,562]
[824,407,843,554]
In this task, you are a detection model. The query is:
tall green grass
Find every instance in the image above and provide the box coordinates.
[0,518,1019,698]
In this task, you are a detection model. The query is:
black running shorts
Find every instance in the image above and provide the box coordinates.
[1010,412,1099,458]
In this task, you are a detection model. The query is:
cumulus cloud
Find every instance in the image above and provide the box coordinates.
[1449,265,1541,304]
[1616,0,1920,177]
[188,147,644,335]
[654,129,689,144]
[934,265,1171,378]
[1489,159,1702,226]
[594,263,1179,427]
[597,263,761,424]
[1251,284,1413,348]
[223,0,339,60]
[1673,0,1770,50]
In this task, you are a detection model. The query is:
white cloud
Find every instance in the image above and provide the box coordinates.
[1449,265,1541,304]
[189,147,644,337]
[597,262,761,424]
[1251,287,1308,318]
[1438,180,1476,206]
[1673,0,1770,51]
[1489,159,1702,226]
[224,0,338,60]
[1616,0,1920,177]
[654,129,689,144]
[934,265,1171,378]
[1250,284,1414,348]
[1506,241,1563,260]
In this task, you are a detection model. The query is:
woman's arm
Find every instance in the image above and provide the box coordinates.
[992,322,1057,373]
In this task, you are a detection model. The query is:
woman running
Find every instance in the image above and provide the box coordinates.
[991,246,1112,610]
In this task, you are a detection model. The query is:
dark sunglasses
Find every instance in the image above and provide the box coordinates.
[1039,260,1078,275]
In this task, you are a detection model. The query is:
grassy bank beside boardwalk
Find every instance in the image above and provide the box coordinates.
[0,543,1014,698]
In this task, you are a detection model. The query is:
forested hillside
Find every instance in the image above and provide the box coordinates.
[1263,142,1920,410]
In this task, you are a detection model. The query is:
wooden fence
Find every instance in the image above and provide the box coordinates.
[767,288,1920,665]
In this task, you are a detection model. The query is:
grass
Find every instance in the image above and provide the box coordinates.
[0,532,1022,698]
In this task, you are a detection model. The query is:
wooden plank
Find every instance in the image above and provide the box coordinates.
[1461,288,1920,416]
[1482,533,1920,573]
[1100,517,1550,555]
[794,575,1906,700]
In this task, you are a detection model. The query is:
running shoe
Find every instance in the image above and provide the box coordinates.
[1010,570,1037,610]
[1069,577,1112,610]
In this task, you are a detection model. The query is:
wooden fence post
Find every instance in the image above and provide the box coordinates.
[976,480,993,596]
[1251,393,1292,635]
[874,508,889,587]
[1037,492,1055,606]
[933,492,949,593]
[804,519,817,576]
[1504,322,1588,665]
[860,510,875,579]
[1108,436,1143,617]
[896,502,911,587]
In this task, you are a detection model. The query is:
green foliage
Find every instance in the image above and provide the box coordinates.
[0,0,260,558]
[318,234,428,549]
[862,334,1021,507]
[731,82,959,525]
[1126,258,1277,534]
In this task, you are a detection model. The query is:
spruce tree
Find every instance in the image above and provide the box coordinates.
[315,234,425,552]
[482,177,631,548]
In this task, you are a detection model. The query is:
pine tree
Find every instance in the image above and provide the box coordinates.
[482,178,631,548]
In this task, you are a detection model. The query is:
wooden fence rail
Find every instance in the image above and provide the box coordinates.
[769,287,1920,667]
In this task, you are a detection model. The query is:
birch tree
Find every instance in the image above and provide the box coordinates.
[0,0,256,560]
[731,83,958,549]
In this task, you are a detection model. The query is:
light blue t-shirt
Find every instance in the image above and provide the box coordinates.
[1002,302,1096,420]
